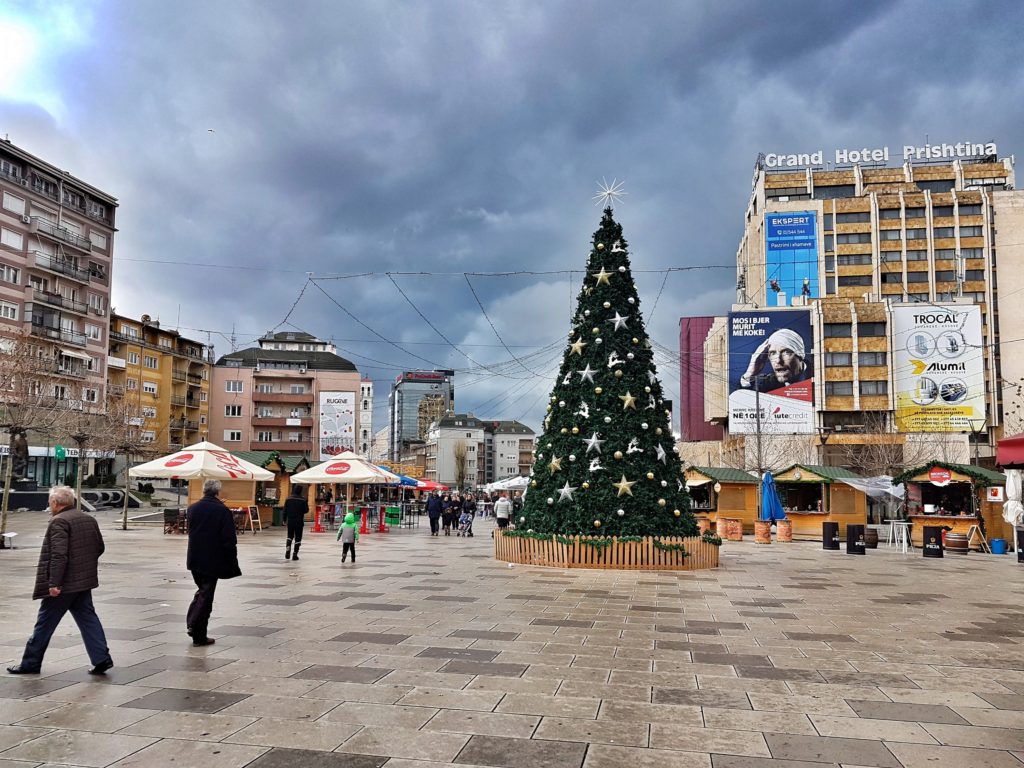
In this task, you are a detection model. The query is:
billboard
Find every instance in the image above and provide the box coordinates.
[765,211,818,307]
[728,310,815,434]
[318,391,356,460]
[893,305,985,432]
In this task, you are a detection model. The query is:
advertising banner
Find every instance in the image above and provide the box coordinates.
[318,391,356,460]
[765,211,818,307]
[728,310,814,434]
[893,305,985,432]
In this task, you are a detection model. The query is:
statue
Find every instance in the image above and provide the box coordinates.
[9,429,28,480]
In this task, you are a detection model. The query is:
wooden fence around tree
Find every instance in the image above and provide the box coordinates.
[493,530,719,571]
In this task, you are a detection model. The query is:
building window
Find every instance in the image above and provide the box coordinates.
[225,380,243,393]
[879,208,901,220]
[838,275,872,287]
[934,270,956,283]
[141,431,155,443]
[824,235,834,252]
[906,250,928,261]
[906,271,930,283]
[0,265,18,286]
[224,430,242,442]
[82,387,98,403]
[881,272,903,284]
[813,184,856,199]
[257,383,272,393]
[823,213,833,230]
[960,248,983,259]
[143,381,158,395]
[916,179,955,193]
[289,384,305,394]
[225,405,242,417]
[934,249,956,260]
[964,269,985,281]
[89,231,107,249]
[904,207,925,219]
[932,205,954,218]
[88,201,107,220]
[860,352,887,366]
[0,159,20,179]
[825,276,835,294]
[857,322,886,337]
[142,406,157,418]
[836,211,871,223]
[200,415,207,425]
[837,232,872,244]
[127,352,139,365]
[825,352,852,366]
[824,323,852,337]
[837,254,873,266]
[904,228,927,239]
[257,431,273,441]
[126,378,138,390]
[288,432,303,442]
[200,391,207,402]
[825,381,854,396]
[0,228,24,250]
[120,324,139,338]
[143,355,158,369]
[960,225,983,237]
[958,204,982,216]
[0,301,17,320]
[859,380,888,395]
[825,254,835,272]
[933,227,955,238]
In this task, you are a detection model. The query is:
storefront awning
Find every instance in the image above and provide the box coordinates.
[997,433,1024,470]
[685,477,712,488]
[59,347,92,362]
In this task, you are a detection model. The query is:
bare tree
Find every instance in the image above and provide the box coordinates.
[1002,377,1024,438]
[95,391,160,530]
[452,439,468,490]
[835,412,906,477]
[0,331,69,547]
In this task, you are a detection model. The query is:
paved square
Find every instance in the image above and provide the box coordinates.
[0,509,1022,767]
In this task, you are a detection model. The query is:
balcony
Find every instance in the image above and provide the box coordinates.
[172,369,187,382]
[168,442,183,451]
[30,323,87,347]
[170,419,186,430]
[33,290,88,315]
[31,217,92,251]
[108,384,125,397]
[251,440,313,452]
[251,391,314,404]
[171,395,186,406]
[32,252,90,283]
[251,416,313,428]
[184,398,200,409]
[187,373,202,385]
[54,365,86,379]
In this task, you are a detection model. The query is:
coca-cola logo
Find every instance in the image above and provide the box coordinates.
[325,462,351,476]
[165,453,193,468]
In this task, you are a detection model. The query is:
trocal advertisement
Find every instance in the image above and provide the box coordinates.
[728,310,814,434]
[893,305,985,432]
[765,212,818,307]
[318,391,356,460]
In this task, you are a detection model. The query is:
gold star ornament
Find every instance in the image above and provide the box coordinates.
[613,475,636,497]
[593,268,611,285]
[619,391,637,410]
[569,338,587,356]
[548,456,562,474]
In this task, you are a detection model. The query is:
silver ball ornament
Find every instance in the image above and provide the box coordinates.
[617,509,625,516]
[595,337,603,345]
[641,422,649,429]
[547,498,554,505]
[604,416,612,424]
[628,297,635,304]
[627,353,634,360]
[603,301,611,309]
[618,265,626,273]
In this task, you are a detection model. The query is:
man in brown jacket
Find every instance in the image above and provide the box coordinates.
[7,486,113,675]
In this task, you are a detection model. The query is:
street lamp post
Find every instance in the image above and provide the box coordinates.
[967,419,986,467]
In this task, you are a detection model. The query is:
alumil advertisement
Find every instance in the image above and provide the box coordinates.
[765,211,818,307]
[728,310,814,434]
[893,305,985,432]
[318,391,356,460]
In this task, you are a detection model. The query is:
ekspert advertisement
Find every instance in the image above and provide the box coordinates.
[318,391,356,460]
[765,211,818,307]
[892,305,985,432]
[728,310,814,434]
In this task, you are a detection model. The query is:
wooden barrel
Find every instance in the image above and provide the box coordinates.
[864,528,879,549]
[754,521,772,545]
[697,517,711,535]
[945,532,969,555]
[776,519,793,542]
[724,517,743,541]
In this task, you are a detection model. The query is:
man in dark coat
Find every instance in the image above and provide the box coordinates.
[283,485,309,561]
[185,479,241,646]
[8,486,113,675]
[425,492,443,536]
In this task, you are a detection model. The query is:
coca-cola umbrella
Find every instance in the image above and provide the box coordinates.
[289,452,401,514]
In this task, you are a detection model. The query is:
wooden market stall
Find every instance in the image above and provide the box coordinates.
[233,451,312,523]
[892,462,1009,550]
[773,464,869,540]
[684,467,758,533]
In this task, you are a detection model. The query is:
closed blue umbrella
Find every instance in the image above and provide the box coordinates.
[377,466,418,486]
[761,472,786,522]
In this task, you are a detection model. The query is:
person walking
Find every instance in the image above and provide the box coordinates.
[185,479,241,647]
[462,493,477,524]
[7,486,113,676]
[426,492,443,536]
[283,486,308,561]
[442,493,457,536]
[336,511,360,562]
[494,492,512,530]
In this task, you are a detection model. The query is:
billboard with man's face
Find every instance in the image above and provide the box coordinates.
[728,310,814,434]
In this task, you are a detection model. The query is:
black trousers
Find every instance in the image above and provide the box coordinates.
[20,589,111,672]
[186,571,218,641]
[286,517,304,543]
[341,542,356,561]
[429,516,439,534]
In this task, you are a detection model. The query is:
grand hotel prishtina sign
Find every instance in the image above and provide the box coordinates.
[762,141,998,169]
[892,306,985,432]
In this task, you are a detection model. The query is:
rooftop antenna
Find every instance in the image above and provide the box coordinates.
[230,323,237,353]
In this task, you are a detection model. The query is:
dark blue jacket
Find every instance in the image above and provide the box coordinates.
[426,495,443,518]
[187,494,241,579]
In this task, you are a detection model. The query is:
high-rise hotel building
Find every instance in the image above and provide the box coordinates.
[692,144,1024,465]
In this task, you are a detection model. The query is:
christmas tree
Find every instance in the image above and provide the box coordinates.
[520,206,697,537]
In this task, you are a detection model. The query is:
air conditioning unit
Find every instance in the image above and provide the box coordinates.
[21,215,31,224]
[95,308,105,316]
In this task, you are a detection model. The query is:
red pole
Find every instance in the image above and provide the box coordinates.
[377,504,387,533]
[313,505,323,533]
[359,506,369,534]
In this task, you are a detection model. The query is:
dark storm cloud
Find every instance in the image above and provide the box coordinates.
[3,0,1024,430]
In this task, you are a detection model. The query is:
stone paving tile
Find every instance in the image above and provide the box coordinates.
[0,729,158,767]
[809,714,939,743]
[224,717,361,752]
[16,702,156,732]
[0,724,53,751]
[765,732,904,766]
[921,723,1024,750]
[292,664,393,684]
[700,707,816,735]
[329,632,411,645]
[439,660,528,678]
[496,693,600,719]
[847,698,970,724]
[884,742,1024,768]
[119,709,257,740]
[979,693,1024,710]
[418,647,500,662]
[337,725,469,762]
[534,715,649,746]
[304,681,414,704]
[217,692,340,720]
[323,701,437,729]
[454,734,588,767]
[119,687,250,714]
[106,738,269,768]
[651,724,769,756]
[423,709,541,738]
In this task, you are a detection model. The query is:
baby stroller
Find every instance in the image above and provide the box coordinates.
[456,510,474,537]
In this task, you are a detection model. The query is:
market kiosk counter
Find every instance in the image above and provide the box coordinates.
[773,464,869,540]
[684,467,758,533]
[893,463,1009,550]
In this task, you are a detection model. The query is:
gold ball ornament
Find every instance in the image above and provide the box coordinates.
[594,519,602,527]
[614,450,623,460]
[647,472,655,480]
[631,337,639,345]
[645,386,651,393]
[596,243,605,251]
[595,386,603,394]
[531,480,537,487]
[582,482,589,489]
[658,498,667,507]
[614,370,623,378]
[560,428,568,434]
[656,428,663,435]
[673,509,681,517]
[592,327,600,334]
[571,427,579,435]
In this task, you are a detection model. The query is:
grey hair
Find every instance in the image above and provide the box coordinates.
[203,479,222,496]
[49,485,76,509]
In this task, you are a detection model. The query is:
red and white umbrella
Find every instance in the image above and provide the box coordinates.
[129,441,274,481]
[289,451,401,485]
[416,479,449,491]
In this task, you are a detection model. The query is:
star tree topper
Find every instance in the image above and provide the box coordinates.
[593,178,627,208]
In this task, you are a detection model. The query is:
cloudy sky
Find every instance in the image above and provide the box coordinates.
[2,0,1023,434]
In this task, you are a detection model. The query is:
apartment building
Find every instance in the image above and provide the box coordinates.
[209,332,361,459]
[424,415,535,488]
[484,420,535,481]
[0,139,117,415]
[106,313,213,452]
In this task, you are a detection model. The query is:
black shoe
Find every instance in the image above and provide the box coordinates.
[89,659,114,675]
[192,638,215,647]
[6,665,40,675]
[186,626,193,637]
